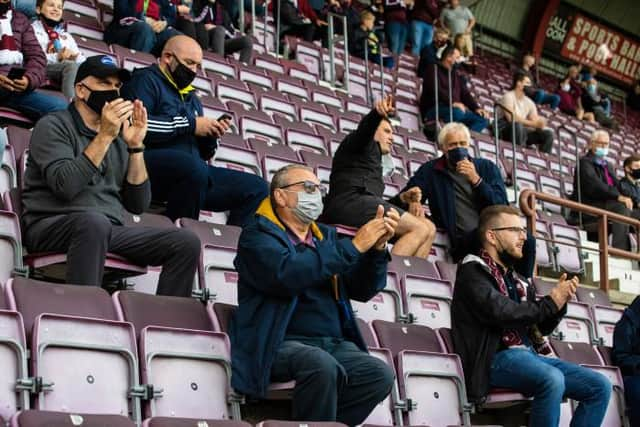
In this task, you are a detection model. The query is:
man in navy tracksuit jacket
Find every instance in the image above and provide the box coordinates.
[121,35,268,224]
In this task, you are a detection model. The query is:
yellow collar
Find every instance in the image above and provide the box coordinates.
[160,66,195,97]
[256,197,324,241]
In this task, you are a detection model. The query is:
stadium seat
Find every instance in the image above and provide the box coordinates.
[351,271,405,324]
[549,223,584,274]
[0,209,25,283]
[257,422,347,427]
[299,104,336,130]
[555,301,596,344]
[435,261,457,284]
[213,136,262,176]
[210,302,236,334]
[299,151,332,190]
[592,306,624,347]
[402,275,453,329]
[248,138,303,181]
[10,410,135,427]
[240,116,283,145]
[143,418,252,427]
[202,52,238,80]
[360,348,398,426]
[259,91,299,122]
[177,219,241,305]
[389,256,440,280]
[0,308,28,422]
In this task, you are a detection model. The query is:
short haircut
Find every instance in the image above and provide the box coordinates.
[269,164,314,197]
[624,155,640,168]
[437,122,471,148]
[477,205,522,244]
[435,27,450,38]
[360,10,374,21]
[37,0,62,7]
[590,129,609,144]
[512,70,529,89]
[440,44,459,62]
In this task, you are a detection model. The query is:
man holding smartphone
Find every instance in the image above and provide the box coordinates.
[121,35,268,226]
[0,0,66,119]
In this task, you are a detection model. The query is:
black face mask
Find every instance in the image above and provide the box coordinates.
[0,2,10,15]
[83,86,120,115]
[631,169,640,180]
[41,15,62,28]
[496,237,519,268]
[170,57,196,90]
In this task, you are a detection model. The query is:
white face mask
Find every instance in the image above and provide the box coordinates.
[561,83,571,92]
[291,190,323,224]
[381,153,395,177]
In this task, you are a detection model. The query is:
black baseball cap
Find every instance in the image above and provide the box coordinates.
[74,55,131,85]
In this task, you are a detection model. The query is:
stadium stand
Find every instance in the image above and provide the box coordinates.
[0,0,638,425]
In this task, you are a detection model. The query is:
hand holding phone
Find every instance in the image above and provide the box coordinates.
[7,67,26,81]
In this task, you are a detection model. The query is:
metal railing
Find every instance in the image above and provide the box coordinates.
[493,102,517,204]
[363,35,384,105]
[556,125,581,226]
[519,189,640,293]
[327,12,349,92]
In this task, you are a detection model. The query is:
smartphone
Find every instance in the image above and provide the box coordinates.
[7,67,26,80]
[217,113,232,122]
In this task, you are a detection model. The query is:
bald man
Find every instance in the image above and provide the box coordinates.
[121,35,268,225]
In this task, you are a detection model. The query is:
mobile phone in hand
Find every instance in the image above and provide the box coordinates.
[217,114,232,122]
[7,67,26,80]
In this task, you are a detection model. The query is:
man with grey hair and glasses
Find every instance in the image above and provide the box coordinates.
[230,164,398,424]
[390,121,509,262]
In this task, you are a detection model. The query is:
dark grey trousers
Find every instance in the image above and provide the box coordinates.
[270,337,394,426]
[24,211,200,297]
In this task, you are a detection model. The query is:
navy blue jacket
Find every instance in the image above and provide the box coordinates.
[111,0,178,26]
[613,296,640,377]
[121,64,218,159]
[391,156,507,241]
[230,198,389,397]
[619,176,640,209]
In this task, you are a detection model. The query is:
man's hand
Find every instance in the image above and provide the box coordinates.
[375,207,399,250]
[456,159,481,184]
[0,75,15,91]
[375,95,395,117]
[177,4,190,15]
[316,19,328,26]
[618,195,633,210]
[352,205,388,253]
[534,117,546,129]
[476,108,490,118]
[12,76,29,92]
[121,100,148,148]
[399,186,422,204]
[150,19,167,33]
[408,201,424,217]
[452,102,467,111]
[548,273,578,309]
[204,23,215,30]
[195,116,231,138]
[98,98,134,141]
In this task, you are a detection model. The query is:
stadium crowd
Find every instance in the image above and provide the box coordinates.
[1,0,640,426]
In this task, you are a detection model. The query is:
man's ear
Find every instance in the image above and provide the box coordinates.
[272,189,286,208]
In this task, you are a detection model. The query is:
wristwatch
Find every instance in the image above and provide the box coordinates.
[127,145,145,154]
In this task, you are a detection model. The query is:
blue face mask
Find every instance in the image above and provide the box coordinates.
[587,84,597,94]
[292,190,323,224]
[594,147,608,158]
[447,147,469,167]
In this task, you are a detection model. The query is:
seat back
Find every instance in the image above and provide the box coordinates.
[0,210,22,284]
[576,287,612,307]
[143,418,252,427]
[11,410,136,427]
[593,306,623,347]
[372,320,443,358]
[355,318,378,348]
[556,301,596,344]
[435,260,457,284]
[550,223,583,273]
[403,275,452,329]
[549,339,602,365]
[351,271,404,324]
[210,302,237,333]
[0,310,28,421]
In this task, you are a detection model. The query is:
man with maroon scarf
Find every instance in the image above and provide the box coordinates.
[0,0,66,119]
[104,0,187,55]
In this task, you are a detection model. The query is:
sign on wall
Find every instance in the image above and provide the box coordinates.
[544,3,640,86]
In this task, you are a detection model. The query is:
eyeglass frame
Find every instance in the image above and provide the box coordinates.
[279,180,326,196]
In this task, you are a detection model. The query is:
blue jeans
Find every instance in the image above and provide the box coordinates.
[624,376,640,426]
[533,89,561,110]
[105,21,180,55]
[424,105,489,133]
[144,148,268,226]
[490,348,611,427]
[369,53,395,69]
[12,0,36,18]
[410,20,433,55]
[386,21,408,55]
[0,89,67,121]
[271,337,394,425]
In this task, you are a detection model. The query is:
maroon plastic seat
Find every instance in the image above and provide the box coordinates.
[356,318,378,348]
[0,309,28,421]
[597,345,613,366]
[575,287,612,308]
[248,138,303,181]
[6,126,31,168]
[388,256,440,280]
[113,291,214,337]
[210,302,236,333]
[549,339,602,365]
[0,208,23,283]
[11,410,135,427]
[144,418,252,427]
[74,36,113,58]
[435,260,458,285]
[0,107,35,129]
[258,421,346,427]
[202,51,238,79]
[372,320,443,358]
[437,327,454,353]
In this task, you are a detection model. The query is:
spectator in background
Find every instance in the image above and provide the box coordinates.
[219,0,265,31]
[619,155,640,220]
[384,0,412,56]
[0,0,67,120]
[272,0,322,45]
[420,45,490,132]
[409,0,438,56]
[571,130,633,250]
[613,296,640,427]
[349,10,394,69]
[104,0,185,55]
[518,53,560,110]
[231,164,396,425]
[439,0,474,56]
[416,26,449,76]
[322,95,436,259]
[452,204,611,425]
[389,122,508,262]
[121,35,268,225]
[21,55,200,296]
[32,0,85,99]
[452,32,475,73]
[556,65,595,123]
[582,78,617,130]
[13,0,35,18]
[173,0,253,64]
[627,79,640,111]
[498,71,554,153]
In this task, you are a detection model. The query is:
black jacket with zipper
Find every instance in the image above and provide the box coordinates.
[451,255,566,403]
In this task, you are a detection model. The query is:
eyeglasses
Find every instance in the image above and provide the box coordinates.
[491,226,527,235]
[280,180,326,196]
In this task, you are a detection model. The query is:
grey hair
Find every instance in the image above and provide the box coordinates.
[590,129,610,144]
[437,122,471,148]
[270,164,315,196]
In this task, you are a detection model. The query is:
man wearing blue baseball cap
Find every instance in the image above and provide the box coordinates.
[21,55,201,296]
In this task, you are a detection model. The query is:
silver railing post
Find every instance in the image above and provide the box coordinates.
[239,0,245,35]
[327,13,349,91]
[559,125,582,227]
[364,38,372,105]
[274,0,281,55]
[447,66,453,122]
[434,63,440,134]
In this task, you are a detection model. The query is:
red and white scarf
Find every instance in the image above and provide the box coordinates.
[0,9,23,66]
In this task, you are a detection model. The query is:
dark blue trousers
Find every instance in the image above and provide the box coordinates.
[270,337,394,426]
[144,149,268,226]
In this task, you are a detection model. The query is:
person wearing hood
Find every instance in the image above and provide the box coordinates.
[452,204,611,427]
[321,95,436,259]
[32,0,85,99]
[619,155,640,221]
[121,35,268,225]
[389,122,509,263]
[231,164,396,424]
[613,295,640,426]
[571,130,633,250]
